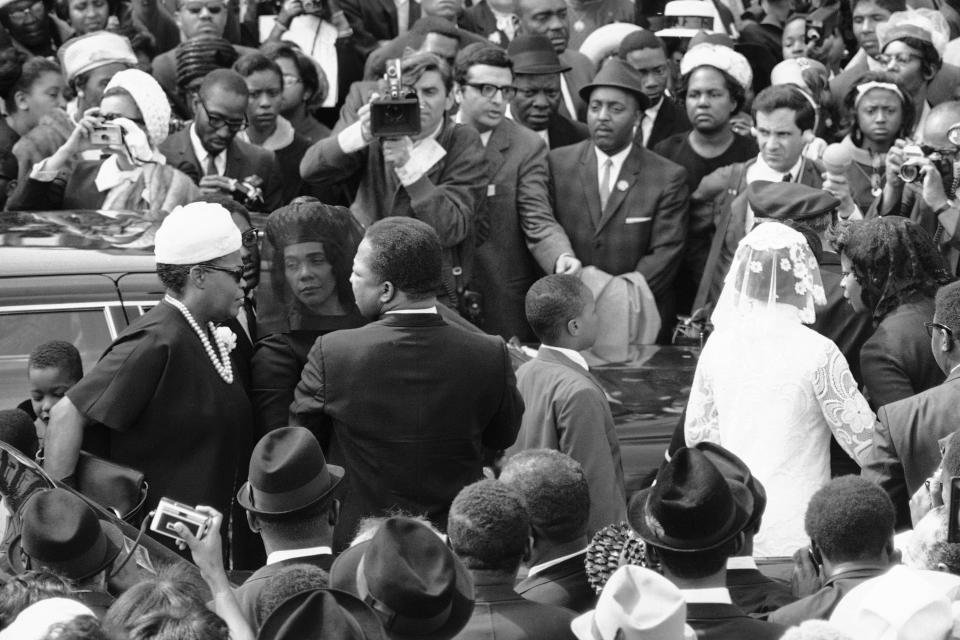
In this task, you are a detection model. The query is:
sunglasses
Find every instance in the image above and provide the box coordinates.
[924,321,954,338]
[199,263,245,283]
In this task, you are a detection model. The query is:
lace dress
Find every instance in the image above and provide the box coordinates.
[684,308,875,556]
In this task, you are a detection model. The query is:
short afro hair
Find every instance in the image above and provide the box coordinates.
[500,449,590,543]
[0,409,39,459]
[233,51,283,83]
[929,541,960,575]
[454,43,512,86]
[156,263,193,295]
[935,281,960,336]
[255,564,329,626]
[363,217,442,299]
[448,480,530,573]
[524,274,588,343]
[804,476,895,562]
[28,340,82,381]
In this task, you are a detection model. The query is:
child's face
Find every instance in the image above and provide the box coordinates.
[28,366,78,424]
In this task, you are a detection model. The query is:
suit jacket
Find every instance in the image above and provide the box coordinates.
[300,119,487,297]
[158,127,284,212]
[726,568,797,618]
[363,23,488,79]
[234,553,334,627]
[863,369,960,531]
[546,114,590,149]
[508,349,626,535]
[548,140,689,306]
[474,119,573,341]
[290,313,523,550]
[467,0,514,45]
[643,96,690,150]
[559,49,595,122]
[455,581,578,640]
[768,565,889,626]
[686,602,787,640]
[339,0,420,56]
[515,552,596,614]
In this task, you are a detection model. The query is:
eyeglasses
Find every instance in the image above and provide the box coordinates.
[197,98,247,133]
[4,0,45,21]
[924,321,954,338]
[241,227,260,248]
[282,74,302,86]
[199,263,245,283]
[465,83,518,100]
[877,52,922,67]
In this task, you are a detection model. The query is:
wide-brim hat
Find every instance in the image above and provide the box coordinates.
[257,588,388,640]
[8,489,123,580]
[747,181,840,223]
[628,447,753,553]
[237,427,345,516]
[329,517,474,640]
[507,34,571,75]
[694,442,766,530]
[578,57,650,110]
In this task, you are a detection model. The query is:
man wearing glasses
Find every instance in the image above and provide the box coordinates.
[160,69,284,212]
[0,0,60,56]
[453,43,580,341]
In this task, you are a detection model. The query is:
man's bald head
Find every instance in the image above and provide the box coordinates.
[923,100,960,148]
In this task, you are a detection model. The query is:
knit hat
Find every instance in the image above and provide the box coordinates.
[680,42,752,90]
[105,68,171,146]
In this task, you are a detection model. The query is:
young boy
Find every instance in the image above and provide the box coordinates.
[505,274,626,536]
[18,340,83,446]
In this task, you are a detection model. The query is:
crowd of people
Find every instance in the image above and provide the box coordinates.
[3,0,960,636]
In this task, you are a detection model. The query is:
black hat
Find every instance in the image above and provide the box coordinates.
[578,57,649,110]
[747,181,840,222]
[237,427,345,516]
[9,488,123,580]
[507,34,571,75]
[329,517,474,640]
[265,199,360,250]
[695,442,767,531]
[628,447,753,552]
[258,588,387,640]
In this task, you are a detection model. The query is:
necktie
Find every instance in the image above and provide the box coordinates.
[205,154,219,177]
[781,173,791,182]
[599,158,612,211]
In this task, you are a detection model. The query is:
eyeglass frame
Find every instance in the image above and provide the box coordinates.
[240,227,260,248]
[196,97,248,133]
[197,263,245,283]
[464,83,518,100]
[924,321,954,339]
[877,52,923,67]
[2,0,45,22]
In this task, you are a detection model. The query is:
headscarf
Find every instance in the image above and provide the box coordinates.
[104,68,170,147]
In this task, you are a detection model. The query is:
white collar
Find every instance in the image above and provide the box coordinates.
[645,96,664,120]
[385,306,438,315]
[539,344,589,371]
[679,587,733,604]
[594,142,632,167]
[266,546,332,565]
[725,556,759,571]
[94,154,143,193]
[238,116,296,151]
[748,153,803,183]
[526,547,588,576]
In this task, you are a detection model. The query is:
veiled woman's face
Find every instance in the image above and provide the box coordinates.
[840,252,867,313]
[283,241,340,314]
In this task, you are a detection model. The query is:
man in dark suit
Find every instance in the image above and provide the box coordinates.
[454,43,580,340]
[234,427,343,625]
[618,30,688,149]
[290,218,523,550]
[507,34,590,149]
[467,0,519,46]
[159,69,284,212]
[631,447,786,640]
[364,13,488,79]
[864,280,960,527]
[339,0,421,56]
[501,450,597,614]
[448,480,579,640]
[549,57,689,327]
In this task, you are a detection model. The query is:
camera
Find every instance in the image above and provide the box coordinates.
[899,144,926,183]
[370,59,421,138]
[228,175,264,207]
[149,497,210,542]
[805,5,839,45]
[90,123,123,147]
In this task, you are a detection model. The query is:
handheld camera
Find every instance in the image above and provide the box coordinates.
[149,498,210,543]
[899,144,927,184]
[90,123,124,147]
[370,59,421,138]
[805,5,839,45]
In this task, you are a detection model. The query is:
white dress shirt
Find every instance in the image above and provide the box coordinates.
[190,123,226,176]
[594,143,632,203]
[526,547,589,577]
[680,587,734,604]
[560,74,577,122]
[384,306,439,314]
[266,545,333,565]
[640,97,664,148]
[538,344,589,371]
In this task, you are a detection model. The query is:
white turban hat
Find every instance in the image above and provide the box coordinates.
[155,202,241,264]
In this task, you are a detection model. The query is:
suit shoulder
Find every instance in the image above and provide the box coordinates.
[158,127,190,153]
[503,119,546,147]
[548,140,588,164]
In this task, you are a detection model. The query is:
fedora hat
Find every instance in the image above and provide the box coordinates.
[507,34,571,75]
[695,442,766,530]
[237,427,344,516]
[628,447,752,552]
[8,489,123,580]
[258,588,387,640]
[572,565,696,640]
[578,57,649,109]
[330,517,474,640]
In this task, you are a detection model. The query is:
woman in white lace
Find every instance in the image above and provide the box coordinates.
[685,222,875,557]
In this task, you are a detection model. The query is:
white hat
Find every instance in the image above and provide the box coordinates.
[770,57,828,89]
[571,565,696,640]
[656,1,723,39]
[105,68,171,146]
[579,23,644,65]
[154,202,241,264]
[829,565,954,640]
[57,31,137,83]
[878,9,949,58]
[680,42,752,90]
[0,598,94,640]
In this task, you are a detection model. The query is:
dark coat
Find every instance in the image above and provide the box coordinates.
[548,140,689,306]
[768,565,889,626]
[338,0,421,56]
[686,602,787,640]
[863,369,960,530]
[546,114,590,150]
[8,160,107,210]
[467,0,513,44]
[473,119,573,341]
[363,23,488,79]
[515,552,596,614]
[642,96,689,150]
[158,128,284,212]
[289,313,523,550]
[559,49,596,122]
[456,581,578,640]
[727,568,797,618]
[234,553,335,627]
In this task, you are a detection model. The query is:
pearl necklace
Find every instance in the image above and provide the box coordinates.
[164,295,234,384]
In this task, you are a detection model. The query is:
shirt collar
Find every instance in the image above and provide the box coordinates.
[679,587,733,604]
[385,306,439,315]
[725,556,759,571]
[237,116,296,151]
[594,142,633,184]
[645,97,664,120]
[539,344,589,371]
[749,153,803,183]
[526,547,588,576]
[189,122,226,169]
[266,546,333,565]
[94,154,143,193]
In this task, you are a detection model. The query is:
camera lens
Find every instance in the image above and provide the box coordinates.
[899,163,921,183]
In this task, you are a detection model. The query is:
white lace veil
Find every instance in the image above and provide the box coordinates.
[712,221,826,329]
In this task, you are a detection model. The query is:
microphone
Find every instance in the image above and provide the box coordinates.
[821,143,852,178]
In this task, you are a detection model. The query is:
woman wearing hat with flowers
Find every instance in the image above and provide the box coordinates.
[7,67,199,216]
[42,202,254,556]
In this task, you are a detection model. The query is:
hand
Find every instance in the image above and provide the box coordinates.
[910,476,944,527]
[730,113,753,138]
[821,172,856,218]
[790,546,822,598]
[172,505,228,587]
[921,160,950,211]
[554,254,582,275]
[199,175,236,194]
[61,108,103,156]
[884,138,908,186]
[382,136,413,167]
[277,0,303,25]
[357,99,375,144]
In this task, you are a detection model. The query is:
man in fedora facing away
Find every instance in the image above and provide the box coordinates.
[548,57,689,338]
[290,217,523,549]
[234,427,345,625]
[630,447,786,639]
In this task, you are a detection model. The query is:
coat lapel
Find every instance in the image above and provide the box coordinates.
[579,142,602,229]
[596,144,641,232]
[483,120,509,174]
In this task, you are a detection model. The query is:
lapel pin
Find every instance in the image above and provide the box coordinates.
[616,180,629,191]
